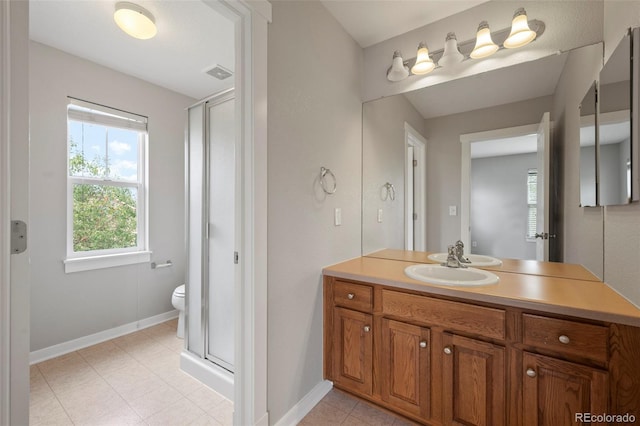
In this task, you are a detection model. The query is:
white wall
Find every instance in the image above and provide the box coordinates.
[423,96,553,252]
[29,42,194,351]
[470,153,537,260]
[267,1,363,423]
[362,95,425,254]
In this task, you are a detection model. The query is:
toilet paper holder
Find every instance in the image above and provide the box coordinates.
[151,260,172,269]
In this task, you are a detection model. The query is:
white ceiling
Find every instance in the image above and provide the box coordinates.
[471,134,537,159]
[29,0,235,100]
[321,0,489,48]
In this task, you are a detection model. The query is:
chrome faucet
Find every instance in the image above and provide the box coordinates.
[442,245,467,268]
[454,240,471,264]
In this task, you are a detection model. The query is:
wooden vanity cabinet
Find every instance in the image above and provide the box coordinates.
[324,276,640,426]
[442,333,506,426]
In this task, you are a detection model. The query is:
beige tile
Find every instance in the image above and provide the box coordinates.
[153,333,186,353]
[102,363,165,401]
[322,388,359,414]
[146,396,206,426]
[392,416,423,426]
[349,401,398,426]
[189,413,225,426]
[156,368,207,396]
[341,415,371,426]
[186,386,227,413]
[299,400,349,426]
[30,364,42,379]
[124,339,169,362]
[55,377,129,424]
[128,385,184,419]
[79,343,140,375]
[30,394,73,426]
[30,367,55,406]
[140,350,181,373]
[77,339,121,357]
[143,322,175,338]
[87,408,145,425]
[207,399,234,426]
[43,363,102,396]
[36,351,85,376]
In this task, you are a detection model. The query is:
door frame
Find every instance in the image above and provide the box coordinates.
[460,122,541,251]
[405,122,427,251]
[1,1,30,424]
[203,1,270,425]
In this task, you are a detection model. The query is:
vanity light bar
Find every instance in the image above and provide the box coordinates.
[386,14,545,81]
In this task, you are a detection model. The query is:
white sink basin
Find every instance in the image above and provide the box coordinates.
[427,253,503,267]
[405,264,499,287]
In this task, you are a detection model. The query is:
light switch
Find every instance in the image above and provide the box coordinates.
[448,205,457,216]
[377,209,383,223]
[334,208,342,226]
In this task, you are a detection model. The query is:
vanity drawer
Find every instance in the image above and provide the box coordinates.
[522,314,608,363]
[381,290,505,340]
[333,281,373,312]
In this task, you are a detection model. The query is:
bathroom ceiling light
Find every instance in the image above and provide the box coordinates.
[387,51,410,82]
[470,21,499,59]
[411,42,436,75]
[438,32,464,67]
[114,2,157,40]
[503,8,537,49]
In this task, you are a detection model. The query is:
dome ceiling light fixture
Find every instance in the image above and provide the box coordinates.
[114,2,157,40]
[386,6,545,82]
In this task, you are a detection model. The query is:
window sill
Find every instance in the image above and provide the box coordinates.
[64,251,152,273]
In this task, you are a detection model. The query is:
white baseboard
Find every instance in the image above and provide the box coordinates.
[29,310,179,364]
[180,351,234,401]
[255,411,270,426]
[273,380,333,426]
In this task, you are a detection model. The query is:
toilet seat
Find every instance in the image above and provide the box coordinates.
[173,284,185,297]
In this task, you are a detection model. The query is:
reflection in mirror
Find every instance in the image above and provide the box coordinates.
[579,82,597,207]
[599,30,631,205]
[362,97,427,254]
[362,51,567,263]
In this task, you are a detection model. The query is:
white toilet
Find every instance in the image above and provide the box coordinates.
[171,284,185,338]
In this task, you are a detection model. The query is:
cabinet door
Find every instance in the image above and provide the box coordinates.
[442,333,505,426]
[380,319,430,419]
[332,307,373,395]
[523,352,609,426]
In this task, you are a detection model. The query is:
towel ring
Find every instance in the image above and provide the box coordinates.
[320,167,337,194]
[383,182,396,201]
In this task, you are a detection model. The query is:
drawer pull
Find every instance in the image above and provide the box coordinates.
[419,341,427,348]
[558,335,570,344]
[363,325,371,333]
[443,346,452,355]
[347,293,355,300]
[526,368,536,378]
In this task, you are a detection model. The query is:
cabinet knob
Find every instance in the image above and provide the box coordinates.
[526,368,536,378]
[558,335,570,344]
[347,293,355,300]
[419,341,427,348]
[443,346,452,355]
[363,325,371,333]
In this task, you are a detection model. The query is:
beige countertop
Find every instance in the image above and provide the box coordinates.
[365,249,601,281]
[323,256,640,327]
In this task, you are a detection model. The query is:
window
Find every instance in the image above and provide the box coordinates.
[64,98,150,272]
[526,169,538,241]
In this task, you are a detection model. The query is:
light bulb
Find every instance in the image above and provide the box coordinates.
[387,51,409,82]
[411,42,436,75]
[438,32,464,67]
[114,2,157,40]
[470,21,499,59]
[504,8,537,48]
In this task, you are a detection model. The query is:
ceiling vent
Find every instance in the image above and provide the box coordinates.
[205,65,233,80]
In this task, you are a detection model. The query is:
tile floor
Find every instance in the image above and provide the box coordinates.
[298,389,419,426]
[30,318,413,426]
[30,319,233,426]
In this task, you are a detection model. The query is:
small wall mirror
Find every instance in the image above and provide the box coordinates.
[579,81,598,207]
[598,29,632,205]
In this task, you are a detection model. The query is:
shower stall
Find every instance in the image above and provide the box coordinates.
[182,89,237,400]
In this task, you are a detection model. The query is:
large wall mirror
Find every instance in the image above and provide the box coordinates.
[598,28,633,205]
[579,81,598,207]
[362,48,581,262]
